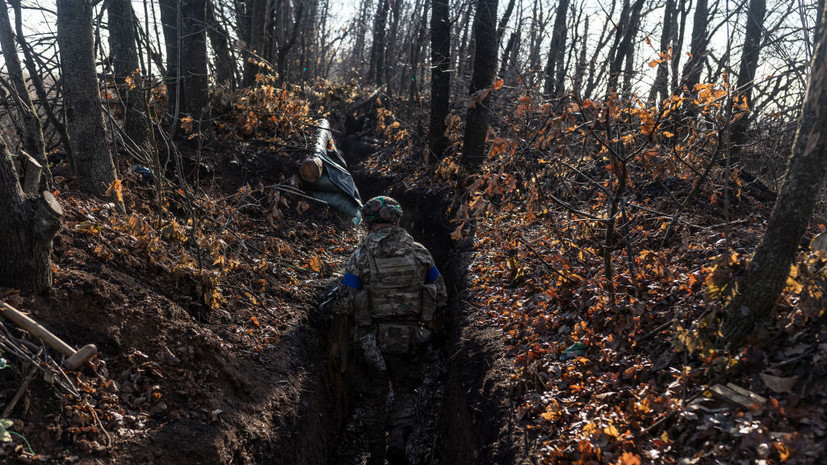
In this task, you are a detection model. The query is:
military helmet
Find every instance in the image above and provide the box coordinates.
[360,196,403,223]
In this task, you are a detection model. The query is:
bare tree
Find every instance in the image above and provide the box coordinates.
[180,0,213,140]
[275,0,304,82]
[649,0,679,104]
[408,0,430,101]
[430,0,450,159]
[384,0,402,89]
[0,0,48,176]
[242,0,269,86]
[57,0,118,196]
[682,0,709,94]
[461,0,498,168]
[544,0,570,97]
[606,0,645,97]
[9,0,74,170]
[721,9,827,349]
[107,0,153,152]
[369,0,390,85]
[730,0,767,158]
[159,0,179,123]
[206,0,236,89]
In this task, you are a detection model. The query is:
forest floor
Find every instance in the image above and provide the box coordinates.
[0,82,825,465]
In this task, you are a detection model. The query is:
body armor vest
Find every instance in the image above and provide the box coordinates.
[366,251,423,320]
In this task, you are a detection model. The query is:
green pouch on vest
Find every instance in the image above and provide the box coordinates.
[421,283,438,322]
[377,322,411,355]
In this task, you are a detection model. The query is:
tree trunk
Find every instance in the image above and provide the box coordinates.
[276,1,304,82]
[430,0,450,159]
[57,0,118,196]
[544,0,570,96]
[180,0,214,141]
[9,0,74,172]
[606,0,644,98]
[408,0,430,101]
[573,15,589,95]
[0,139,62,294]
[729,0,767,158]
[499,31,517,77]
[461,0,498,169]
[681,0,709,93]
[621,1,644,99]
[527,1,545,88]
[0,0,47,178]
[351,0,369,74]
[206,0,235,89]
[721,12,827,349]
[368,0,389,85]
[242,0,268,86]
[106,0,152,152]
[649,0,677,105]
[670,0,689,95]
[159,0,179,124]
[384,0,402,91]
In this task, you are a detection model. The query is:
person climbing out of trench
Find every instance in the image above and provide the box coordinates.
[331,196,447,465]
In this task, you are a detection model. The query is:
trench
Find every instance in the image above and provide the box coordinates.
[264,127,528,464]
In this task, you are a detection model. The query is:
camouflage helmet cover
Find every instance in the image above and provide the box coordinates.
[360,196,403,223]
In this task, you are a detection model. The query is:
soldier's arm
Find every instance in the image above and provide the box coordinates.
[338,250,364,315]
[417,244,447,308]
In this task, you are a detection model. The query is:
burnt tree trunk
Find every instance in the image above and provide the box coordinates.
[57,0,118,196]
[730,0,767,158]
[721,12,827,349]
[0,139,62,294]
[461,0,498,169]
[544,0,570,97]
[430,0,450,159]
[107,0,152,152]
[0,0,47,177]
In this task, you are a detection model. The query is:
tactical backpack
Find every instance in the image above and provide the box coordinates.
[354,251,437,355]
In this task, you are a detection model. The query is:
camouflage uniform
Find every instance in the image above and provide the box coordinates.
[340,225,447,465]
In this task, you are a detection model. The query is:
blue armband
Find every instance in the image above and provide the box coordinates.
[342,273,363,290]
[426,265,440,283]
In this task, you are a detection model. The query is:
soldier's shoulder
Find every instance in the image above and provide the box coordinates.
[411,241,435,263]
[346,245,370,268]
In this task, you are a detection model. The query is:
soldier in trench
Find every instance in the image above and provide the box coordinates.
[334,196,447,465]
